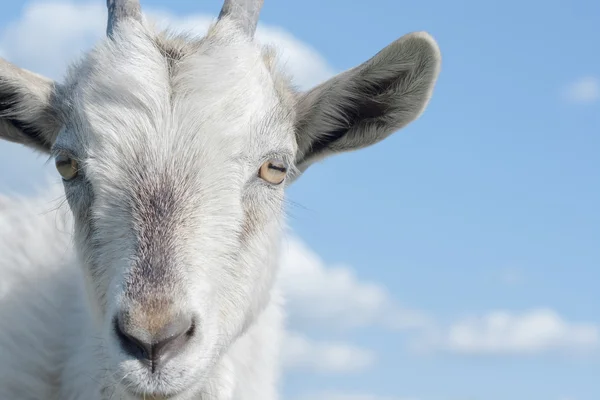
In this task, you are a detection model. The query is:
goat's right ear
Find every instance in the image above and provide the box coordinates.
[0,58,61,153]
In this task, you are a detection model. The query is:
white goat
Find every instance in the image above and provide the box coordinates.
[0,0,441,399]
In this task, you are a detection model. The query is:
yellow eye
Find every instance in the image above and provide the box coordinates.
[259,160,287,185]
[55,154,79,181]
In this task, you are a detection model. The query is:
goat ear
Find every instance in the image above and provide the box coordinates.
[293,32,441,174]
[0,58,62,153]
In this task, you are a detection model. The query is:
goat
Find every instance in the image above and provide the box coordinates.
[0,0,441,398]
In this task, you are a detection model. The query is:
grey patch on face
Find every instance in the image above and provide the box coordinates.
[154,38,184,77]
[124,168,188,312]
[152,32,196,101]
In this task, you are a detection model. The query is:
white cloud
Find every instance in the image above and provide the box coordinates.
[294,392,416,400]
[0,1,105,80]
[421,308,599,355]
[282,332,375,374]
[563,76,599,104]
[278,236,432,331]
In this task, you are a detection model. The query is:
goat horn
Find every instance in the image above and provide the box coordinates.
[218,0,264,37]
[106,0,142,37]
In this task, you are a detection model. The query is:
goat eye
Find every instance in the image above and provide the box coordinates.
[259,160,287,185]
[55,154,79,181]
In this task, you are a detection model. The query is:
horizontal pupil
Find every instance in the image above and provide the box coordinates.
[268,163,286,173]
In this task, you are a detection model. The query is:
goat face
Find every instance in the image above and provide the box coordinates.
[53,21,295,398]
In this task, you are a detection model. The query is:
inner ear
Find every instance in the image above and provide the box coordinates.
[0,81,54,149]
[307,72,400,156]
[0,59,63,153]
[293,32,441,172]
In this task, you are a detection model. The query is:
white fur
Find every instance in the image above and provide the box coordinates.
[0,3,441,399]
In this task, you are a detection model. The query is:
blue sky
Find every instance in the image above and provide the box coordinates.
[0,1,599,400]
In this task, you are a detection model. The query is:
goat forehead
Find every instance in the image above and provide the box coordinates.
[64,24,296,171]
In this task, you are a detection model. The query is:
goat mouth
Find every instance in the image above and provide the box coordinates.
[122,384,185,400]
[127,391,176,400]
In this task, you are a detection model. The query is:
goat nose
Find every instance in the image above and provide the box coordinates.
[114,312,195,372]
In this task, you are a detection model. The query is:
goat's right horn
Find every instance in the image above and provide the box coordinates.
[217,0,264,37]
[106,0,142,38]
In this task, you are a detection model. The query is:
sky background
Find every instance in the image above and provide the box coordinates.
[0,1,599,400]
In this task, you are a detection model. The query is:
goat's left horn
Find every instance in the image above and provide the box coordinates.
[106,0,142,37]
[217,0,264,37]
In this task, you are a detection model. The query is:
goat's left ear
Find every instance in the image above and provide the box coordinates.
[293,32,441,174]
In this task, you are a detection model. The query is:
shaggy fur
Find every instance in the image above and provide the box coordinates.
[0,1,441,399]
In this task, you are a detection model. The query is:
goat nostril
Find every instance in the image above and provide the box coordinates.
[113,313,195,372]
[114,316,152,361]
[186,320,196,337]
